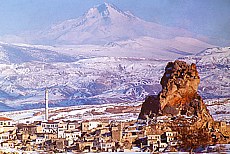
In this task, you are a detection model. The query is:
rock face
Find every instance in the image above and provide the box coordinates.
[139,60,213,128]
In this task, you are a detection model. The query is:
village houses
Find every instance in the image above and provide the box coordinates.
[0,115,229,153]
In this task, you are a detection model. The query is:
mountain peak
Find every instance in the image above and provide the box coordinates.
[85,2,135,19]
[94,3,110,17]
[96,2,121,14]
[97,2,111,11]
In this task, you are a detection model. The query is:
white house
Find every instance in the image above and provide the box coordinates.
[41,120,59,133]
[165,131,178,143]
[81,121,101,132]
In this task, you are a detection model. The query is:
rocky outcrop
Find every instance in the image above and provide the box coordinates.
[139,60,213,128]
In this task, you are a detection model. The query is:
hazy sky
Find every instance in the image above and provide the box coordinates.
[0,0,230,44]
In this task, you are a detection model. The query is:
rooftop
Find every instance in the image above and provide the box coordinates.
[0,117,12,121]
[42,120,59,124]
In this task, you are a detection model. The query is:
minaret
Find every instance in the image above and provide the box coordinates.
[45,88,49,121]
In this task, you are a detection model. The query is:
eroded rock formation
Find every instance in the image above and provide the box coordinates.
[139,60,213,128]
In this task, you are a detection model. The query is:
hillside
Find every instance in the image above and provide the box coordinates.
[0,43,229,111]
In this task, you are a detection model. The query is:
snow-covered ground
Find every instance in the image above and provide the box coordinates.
[0,98,229,123]
[0,102,142,123]
[0,147,38,154]
[206,98,230,122]
[0,43,229,111]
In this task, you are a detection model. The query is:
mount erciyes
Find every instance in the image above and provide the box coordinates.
[23,3,212,48]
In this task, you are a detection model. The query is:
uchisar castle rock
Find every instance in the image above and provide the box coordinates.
[139,60,213,127]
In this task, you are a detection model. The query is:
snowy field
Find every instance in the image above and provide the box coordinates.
[0,102,142,123]
[206,98,230,122]
[0,42,229,112]
[0,98,229,123]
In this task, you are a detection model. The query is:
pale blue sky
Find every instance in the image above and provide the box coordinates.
[0,0,230,45]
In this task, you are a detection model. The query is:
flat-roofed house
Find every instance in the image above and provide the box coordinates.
[0,117,15,132]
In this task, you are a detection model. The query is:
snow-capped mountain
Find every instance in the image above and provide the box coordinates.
[0,3,214,61]
[26,3,212,50]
